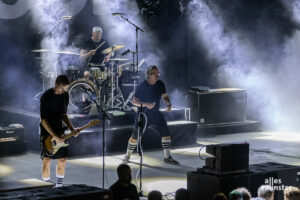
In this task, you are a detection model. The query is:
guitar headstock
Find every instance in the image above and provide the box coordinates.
[88,120,101,126]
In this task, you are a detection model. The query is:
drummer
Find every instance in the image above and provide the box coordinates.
[80,26,111,78]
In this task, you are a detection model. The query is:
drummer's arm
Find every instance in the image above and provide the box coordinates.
[103,52,112,63]
[80,49,96,60]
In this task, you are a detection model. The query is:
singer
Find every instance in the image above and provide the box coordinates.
[122,65,180,165]
[80,26,111,78]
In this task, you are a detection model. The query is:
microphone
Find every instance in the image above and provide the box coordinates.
[121,49,130,56]
[112,12,125,16]
[61,16,72,20]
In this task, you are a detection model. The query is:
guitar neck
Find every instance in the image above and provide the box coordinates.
[62,123,95,140]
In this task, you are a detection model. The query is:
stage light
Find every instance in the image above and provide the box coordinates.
[18,179,53,186]
[68,154,162,169]
[255,131,300,142]
[0,164,13,177]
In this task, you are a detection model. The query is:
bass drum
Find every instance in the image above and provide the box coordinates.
[67,79,100,111]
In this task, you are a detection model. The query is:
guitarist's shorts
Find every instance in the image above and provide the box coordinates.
[40,135,69,160]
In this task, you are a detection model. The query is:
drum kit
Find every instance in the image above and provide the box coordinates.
[32,44,143,113]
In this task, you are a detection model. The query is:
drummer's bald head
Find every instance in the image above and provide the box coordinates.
[92,26,102,33]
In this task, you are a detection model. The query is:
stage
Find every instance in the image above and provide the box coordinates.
[1,131,300,196]
[2,0,300,198]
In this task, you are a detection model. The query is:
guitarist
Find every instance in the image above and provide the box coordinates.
[40,75,79,187]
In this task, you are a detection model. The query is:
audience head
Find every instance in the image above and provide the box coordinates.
[117,164,132,184]
[148,190,162,200]
[175,188,191,200]
[284,186,300,200]
[213,193,227,200]
[257,185,274,200]
[236,187,251,200]
[229,190,243,200]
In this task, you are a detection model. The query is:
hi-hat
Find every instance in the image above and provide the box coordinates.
[109,58,129,61]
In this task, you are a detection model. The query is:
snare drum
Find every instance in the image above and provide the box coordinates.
[90,67,108,80]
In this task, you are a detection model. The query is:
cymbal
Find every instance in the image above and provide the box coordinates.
[54,51,81,56]
[31,49,54,53]
[101,45,124,54]
[110,58,129,61]
[31,49,80,56]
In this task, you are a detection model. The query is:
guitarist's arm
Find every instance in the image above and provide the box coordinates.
[62,113,74,131]
[41,119,64,142]
[62,114,79,136]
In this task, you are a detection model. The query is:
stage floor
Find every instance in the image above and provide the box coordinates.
[1,131,300,196]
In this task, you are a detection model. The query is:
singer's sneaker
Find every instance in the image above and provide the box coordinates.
[122,155,130,164]
[164,156,180,165]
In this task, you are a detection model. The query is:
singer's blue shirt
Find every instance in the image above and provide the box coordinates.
[134,80,166,113]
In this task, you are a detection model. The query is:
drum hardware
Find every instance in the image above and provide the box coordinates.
[122,80,138,110]
[67,79,101,112]
[66,66,82,82]
[88,63,105,68]
[33,71,58,110]
[104,74,125,110]
[104,60,126,110]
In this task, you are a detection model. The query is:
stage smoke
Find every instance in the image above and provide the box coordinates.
[29,0,81,87]
[188,0,300,131]
[93,0,164,72]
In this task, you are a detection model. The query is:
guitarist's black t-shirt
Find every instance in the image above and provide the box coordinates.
[39,88,69,137]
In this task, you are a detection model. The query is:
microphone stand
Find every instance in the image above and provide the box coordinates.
[81,87,111,189]
[137,104,144,196]
[45,17,66,38]
[118,15,144,81]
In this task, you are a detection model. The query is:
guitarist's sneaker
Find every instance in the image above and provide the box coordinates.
[164,156,180,165]
[122,155,130,164]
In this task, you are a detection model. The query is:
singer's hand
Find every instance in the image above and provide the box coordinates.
[166,103,172,112]
[145,103,155,109]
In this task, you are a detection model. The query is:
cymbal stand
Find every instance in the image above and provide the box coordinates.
[105,61,125,110]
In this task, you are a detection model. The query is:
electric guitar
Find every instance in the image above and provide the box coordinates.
[42,120,100,156]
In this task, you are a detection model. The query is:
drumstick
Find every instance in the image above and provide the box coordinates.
[95,41,106,51]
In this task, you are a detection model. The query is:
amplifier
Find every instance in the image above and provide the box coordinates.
[205,143,249,172]
[187,162,300,200]
[186,88,247,124]
[0,124,27,155]
[0,124,25,142]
